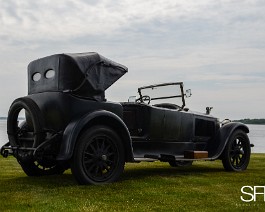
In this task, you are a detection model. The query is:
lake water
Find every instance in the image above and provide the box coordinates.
[0,120,264,153]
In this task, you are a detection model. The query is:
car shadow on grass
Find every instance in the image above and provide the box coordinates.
[1,172,76,189]
[121,163,226,181]
[2,163,229,187]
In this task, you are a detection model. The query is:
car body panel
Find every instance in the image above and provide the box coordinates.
[56,109,134,162]
[121,101,224,159]
[207,122,249,159]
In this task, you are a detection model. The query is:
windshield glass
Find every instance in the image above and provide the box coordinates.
[138,83,185,107]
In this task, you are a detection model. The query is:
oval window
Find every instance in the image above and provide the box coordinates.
[32,73,41,82]
[45,69,55,79]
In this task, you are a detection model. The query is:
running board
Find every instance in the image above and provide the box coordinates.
[134,157,157,162]
[141,151,210,162]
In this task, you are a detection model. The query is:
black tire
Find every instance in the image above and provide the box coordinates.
[7,97,65,176]
[71,125,125,185]
[222,130,251,171]
[169,161,193,167]
[19,161,66,176]
[7,97,44,148]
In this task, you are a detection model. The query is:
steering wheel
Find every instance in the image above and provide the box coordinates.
[136,95,151,104]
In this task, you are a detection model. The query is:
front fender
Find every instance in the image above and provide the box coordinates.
[209,122,249,159]
[56,110,134,162]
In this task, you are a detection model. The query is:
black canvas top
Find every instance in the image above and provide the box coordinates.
[28,52,128,101]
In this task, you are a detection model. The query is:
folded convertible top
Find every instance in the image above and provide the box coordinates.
[28,52,128,101]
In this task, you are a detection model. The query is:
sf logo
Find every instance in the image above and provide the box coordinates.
[241,186,265,202]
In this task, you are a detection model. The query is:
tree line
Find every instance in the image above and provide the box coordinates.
[233,119,265,125]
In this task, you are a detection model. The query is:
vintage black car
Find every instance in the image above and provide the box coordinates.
[1,52,251,185]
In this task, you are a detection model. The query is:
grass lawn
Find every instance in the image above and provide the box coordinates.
[0,154,265,211]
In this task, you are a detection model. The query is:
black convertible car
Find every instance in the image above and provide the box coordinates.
[1,52,251,185]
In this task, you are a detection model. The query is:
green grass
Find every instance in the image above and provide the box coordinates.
[0,154,265,212]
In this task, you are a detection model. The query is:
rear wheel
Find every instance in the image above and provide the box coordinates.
[222,130,251,171]
[71,126,125,185]
[19,160,66,176]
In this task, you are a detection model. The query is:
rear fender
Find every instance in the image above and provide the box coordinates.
[209,122,249,159]
[57,110,134,162]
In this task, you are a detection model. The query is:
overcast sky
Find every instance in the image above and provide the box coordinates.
[0,0,264,120]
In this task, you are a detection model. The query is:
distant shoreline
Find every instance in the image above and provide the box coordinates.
[233,119,265,125]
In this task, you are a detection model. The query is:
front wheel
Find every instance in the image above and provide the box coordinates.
[71,126,125,185]
[222,130,251,171]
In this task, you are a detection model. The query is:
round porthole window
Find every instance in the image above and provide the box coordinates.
[45,69,55,79]
[32,73,41,82]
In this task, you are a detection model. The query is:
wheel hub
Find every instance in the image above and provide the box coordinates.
[101,154,107,161]
[234,146,244,155]
[94,151,108,161]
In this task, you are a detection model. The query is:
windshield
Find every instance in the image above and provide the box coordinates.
[138,82,186,108]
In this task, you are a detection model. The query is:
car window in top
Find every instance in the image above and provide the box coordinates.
[32,73,41,82]
[45,69,55,79]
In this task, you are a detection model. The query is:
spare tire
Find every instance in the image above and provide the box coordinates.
[7,97,45,148]
[7,98,66,176]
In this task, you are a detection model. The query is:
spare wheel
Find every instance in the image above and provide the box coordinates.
[7,97,45,148]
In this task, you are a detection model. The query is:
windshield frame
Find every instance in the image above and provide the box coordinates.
[137,82,186,108]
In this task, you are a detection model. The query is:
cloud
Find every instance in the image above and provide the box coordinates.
[0,0,265,119]
[1,0,178,41]
[1,0,263,42]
